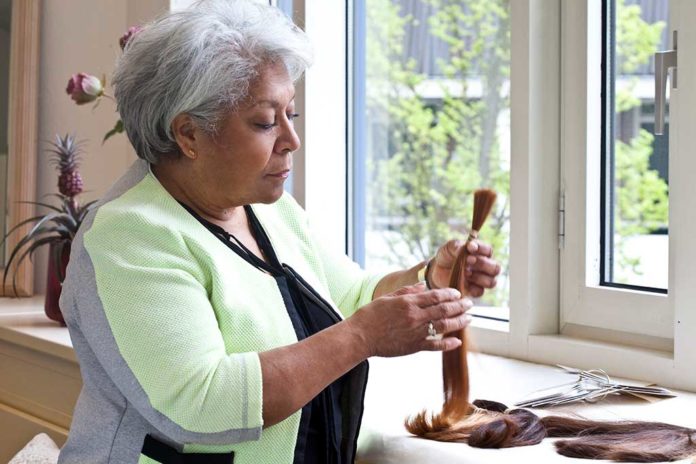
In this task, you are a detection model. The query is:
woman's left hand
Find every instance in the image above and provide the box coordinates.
[428,239,501,297]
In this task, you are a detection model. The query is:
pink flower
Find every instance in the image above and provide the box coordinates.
[65,73,104,105]
[119,26,142,50]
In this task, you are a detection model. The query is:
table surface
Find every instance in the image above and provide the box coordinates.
[357,351,696,464]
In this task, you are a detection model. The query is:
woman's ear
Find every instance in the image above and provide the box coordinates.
[171,113,199,160]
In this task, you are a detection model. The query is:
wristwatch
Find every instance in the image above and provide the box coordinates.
[417,259,433,289]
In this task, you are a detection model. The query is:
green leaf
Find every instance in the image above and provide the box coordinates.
[9,236,63,295]
[17,200,63,213]
[1,214,47,244]
[103,119,124,144]
[77,200,98,222]
[25,212,63,241]
[52,214,78,231]
[3,232,61,289]
[30,225,71,240]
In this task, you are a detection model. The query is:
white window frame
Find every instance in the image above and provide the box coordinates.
[549,0,696,391]
[291,0,696,392]
[468,0,562,362]
[559,0,672,343]
[289,0,349,254]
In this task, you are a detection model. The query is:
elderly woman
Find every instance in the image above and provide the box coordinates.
[58,1,500,463]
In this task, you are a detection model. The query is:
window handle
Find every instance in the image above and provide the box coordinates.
[654,30,677,135]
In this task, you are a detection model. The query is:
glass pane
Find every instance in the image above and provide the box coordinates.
[606,0,669,290]
[355,0,511,310]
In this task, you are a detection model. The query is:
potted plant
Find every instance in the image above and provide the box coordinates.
[0,26,141,324]
[2,134,96,324]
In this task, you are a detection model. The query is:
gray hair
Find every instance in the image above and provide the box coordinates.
[112,0,313,163]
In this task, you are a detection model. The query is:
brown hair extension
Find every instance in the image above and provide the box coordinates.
[407,188,497,433]
[441,189,497,421]
[405,189,696,462]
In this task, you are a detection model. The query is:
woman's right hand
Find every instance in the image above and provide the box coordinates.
[347,283,472,358]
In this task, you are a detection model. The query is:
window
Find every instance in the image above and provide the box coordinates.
[351,0,512,317]
[560,0,678,342]
[602,0,669,292]
[295,0,696,389]
[560,0,696,388]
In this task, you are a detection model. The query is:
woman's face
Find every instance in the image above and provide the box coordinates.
[193,62,300,207]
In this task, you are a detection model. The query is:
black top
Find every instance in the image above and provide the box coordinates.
[180,202,346,464]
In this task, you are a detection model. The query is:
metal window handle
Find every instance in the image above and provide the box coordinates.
[654,30,678,135]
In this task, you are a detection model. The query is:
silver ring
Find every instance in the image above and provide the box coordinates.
[427,321,437,338]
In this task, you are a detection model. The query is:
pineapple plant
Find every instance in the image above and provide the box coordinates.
[2,134,97,307]
[53,133,85,200]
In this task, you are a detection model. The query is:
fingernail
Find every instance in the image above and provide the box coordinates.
[463,298,473,307]
[466,256,476,265]
[450,288,461,298]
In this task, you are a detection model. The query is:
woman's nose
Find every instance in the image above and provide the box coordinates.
[277,120,301,154]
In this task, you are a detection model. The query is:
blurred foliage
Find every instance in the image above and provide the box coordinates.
[366,0,510,306]
[614,0,668,278]
[364,0,667,302]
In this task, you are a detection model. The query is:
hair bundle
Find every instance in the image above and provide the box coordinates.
[405,189,696,462]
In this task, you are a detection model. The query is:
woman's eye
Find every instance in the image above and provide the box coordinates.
[255,113,300,130]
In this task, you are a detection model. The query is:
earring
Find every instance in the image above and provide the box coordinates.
[189,149,197,160]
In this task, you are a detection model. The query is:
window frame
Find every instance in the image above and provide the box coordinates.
[555,0,696,390]
[560,0,673,342]
[289,0,350,255]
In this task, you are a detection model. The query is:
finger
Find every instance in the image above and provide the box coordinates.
[467,284,484,298]
[465,255,501,277]
[388,282,427,297]
[467,239,493,258]
[436,239,464,268]
[467,272,498,290]
[420,336,464,352]
[443,239,464,259]
[424,298,473,321]
[404,287,461,308]
[431,313,472,335]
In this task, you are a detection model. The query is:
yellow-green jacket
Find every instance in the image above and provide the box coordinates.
[58,159,382,463]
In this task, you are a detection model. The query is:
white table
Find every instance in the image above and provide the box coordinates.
[357,351,696,464]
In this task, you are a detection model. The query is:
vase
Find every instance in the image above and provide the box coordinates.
[45,241,71,325]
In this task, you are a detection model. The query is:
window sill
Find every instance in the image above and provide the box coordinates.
[0,297,75,363]
[0,299,686,390]
[468,319,696,392]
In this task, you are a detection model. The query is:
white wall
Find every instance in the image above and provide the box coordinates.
[34,0,168,292]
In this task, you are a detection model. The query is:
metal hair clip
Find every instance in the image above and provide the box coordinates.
[514,365,675,408]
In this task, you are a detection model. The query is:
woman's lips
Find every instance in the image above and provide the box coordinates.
[267,169,290,178]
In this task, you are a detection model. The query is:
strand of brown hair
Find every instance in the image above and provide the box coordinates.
[407,188,496,428]
[442,188,497,420]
